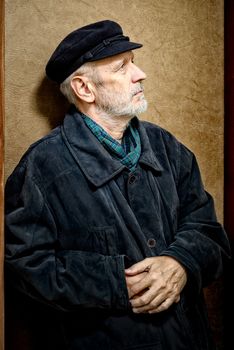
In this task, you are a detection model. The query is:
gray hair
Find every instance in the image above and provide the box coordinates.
[60,62,102,105]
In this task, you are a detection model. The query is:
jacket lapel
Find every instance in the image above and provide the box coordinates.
[61,105,163,187]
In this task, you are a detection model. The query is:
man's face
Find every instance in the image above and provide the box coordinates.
[92,51,147,118]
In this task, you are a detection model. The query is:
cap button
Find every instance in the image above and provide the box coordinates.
[83,51,93,59]
[103,39,110,46]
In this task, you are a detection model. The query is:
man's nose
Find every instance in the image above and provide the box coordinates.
[131,64,147,82]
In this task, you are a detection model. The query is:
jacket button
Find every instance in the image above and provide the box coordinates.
[129,175,136,184]
[147,238,156,248]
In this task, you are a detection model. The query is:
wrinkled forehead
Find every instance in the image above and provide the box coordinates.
[92,50,134,71]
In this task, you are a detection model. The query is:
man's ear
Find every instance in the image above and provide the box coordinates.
[71,76,95,103]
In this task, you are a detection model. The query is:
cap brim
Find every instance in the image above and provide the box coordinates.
[89,41,142,62]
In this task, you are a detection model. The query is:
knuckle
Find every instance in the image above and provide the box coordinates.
[151,272,158,281]
[131,286,139,295]
[139,295,147,304]
[151,299,159,308]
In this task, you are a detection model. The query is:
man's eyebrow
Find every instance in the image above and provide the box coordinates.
[110,58,125,71]
[110,53,134,71]
[123,52,134,61]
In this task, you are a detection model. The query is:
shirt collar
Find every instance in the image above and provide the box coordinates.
[61,105,163,187]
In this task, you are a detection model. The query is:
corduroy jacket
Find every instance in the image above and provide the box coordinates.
[5,106,230,349]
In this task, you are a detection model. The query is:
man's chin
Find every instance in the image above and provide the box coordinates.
[134,100,148,115]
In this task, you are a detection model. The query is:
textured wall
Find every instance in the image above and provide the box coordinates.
[5,0,224,347]
[5,0,224,221]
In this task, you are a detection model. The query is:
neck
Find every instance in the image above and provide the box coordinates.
[78,104,132,142]
[95,115,131,142]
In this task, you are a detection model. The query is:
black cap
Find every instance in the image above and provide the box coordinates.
[45,20,142,83]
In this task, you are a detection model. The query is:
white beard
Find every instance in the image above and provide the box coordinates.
[95,83,148,119]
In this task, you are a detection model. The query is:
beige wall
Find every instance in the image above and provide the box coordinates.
[5,0,224,221]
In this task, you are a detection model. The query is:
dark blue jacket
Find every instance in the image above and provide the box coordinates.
[5,106,230,349]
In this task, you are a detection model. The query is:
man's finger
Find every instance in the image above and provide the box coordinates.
[125,259,151,276]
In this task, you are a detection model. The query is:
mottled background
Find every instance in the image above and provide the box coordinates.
[5,0,224,219]
[5,0,225,348]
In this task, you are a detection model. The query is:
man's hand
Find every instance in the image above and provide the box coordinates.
[125,256,187,314]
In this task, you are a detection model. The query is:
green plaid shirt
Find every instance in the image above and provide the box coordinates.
[82,114,141,171]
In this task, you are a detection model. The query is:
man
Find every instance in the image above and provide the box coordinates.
[5,20,230,349]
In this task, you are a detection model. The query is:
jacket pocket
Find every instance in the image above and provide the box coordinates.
[176,292,212,350]
[61,226,120,255]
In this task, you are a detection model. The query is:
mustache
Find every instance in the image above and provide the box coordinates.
[131,83,144,96]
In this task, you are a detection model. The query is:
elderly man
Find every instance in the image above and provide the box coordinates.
[5,20,230,350]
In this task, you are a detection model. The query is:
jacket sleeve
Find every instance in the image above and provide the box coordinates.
[5,162,129,312]
[161,142,231,292]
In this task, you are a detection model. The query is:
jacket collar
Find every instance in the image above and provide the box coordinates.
[61,105,163,187]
